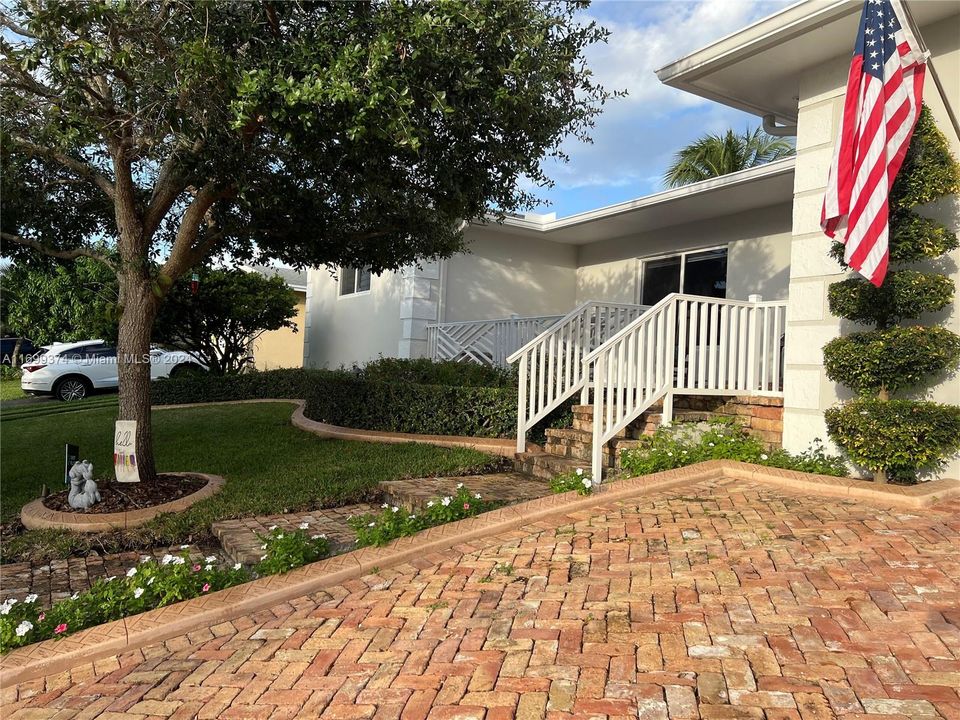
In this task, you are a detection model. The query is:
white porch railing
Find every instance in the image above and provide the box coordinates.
[426,314,563,368]
[586,293,787,481]
[506,301,649,452]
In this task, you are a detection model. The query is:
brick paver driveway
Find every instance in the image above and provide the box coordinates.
[6,478,960,719]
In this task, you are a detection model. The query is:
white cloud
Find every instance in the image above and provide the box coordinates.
[535,0,795,202]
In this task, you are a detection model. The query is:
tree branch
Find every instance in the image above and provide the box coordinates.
[1,231,116,271]
[0,10,36,38]
[159,182,234,283]
[8,136,116,199]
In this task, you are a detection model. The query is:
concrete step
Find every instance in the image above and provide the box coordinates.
[379,472,551,511]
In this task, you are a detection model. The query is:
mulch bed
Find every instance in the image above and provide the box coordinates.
[43,474,208,514]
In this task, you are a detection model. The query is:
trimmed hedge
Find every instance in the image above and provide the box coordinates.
[823,326,960,396]
[303,375,515,438]
[825,399,960,481]
[827,270,954,328]
[357,357,514,388]
[152,368,331,405]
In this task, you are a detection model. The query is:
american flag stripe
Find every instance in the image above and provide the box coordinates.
[820,0,928,287]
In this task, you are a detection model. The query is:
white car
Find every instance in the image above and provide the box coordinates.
[20,340,206,401]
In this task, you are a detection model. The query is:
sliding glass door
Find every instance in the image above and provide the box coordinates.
[640,247,727,305]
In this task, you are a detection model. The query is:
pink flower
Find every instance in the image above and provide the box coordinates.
[201,583,210,593]
[54,623,68,634]
[38,612,46,622]
[463,503,470,510]
[193,564,201,572]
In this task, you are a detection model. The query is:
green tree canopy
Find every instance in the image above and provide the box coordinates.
[0,0,616,480]
[663,127,795,188]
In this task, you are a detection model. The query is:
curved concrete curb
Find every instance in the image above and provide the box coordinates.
[3,459,957,686]
[154,398,529,456]
[20,473,225,533]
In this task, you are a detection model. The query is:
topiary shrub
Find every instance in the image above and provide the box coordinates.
[823,326,960,396]
[825,399,960,482]
[827,271,954,328]
[825,105,960,483]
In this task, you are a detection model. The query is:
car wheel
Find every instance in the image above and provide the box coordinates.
[54,376,91,402]
[170,363,204,378]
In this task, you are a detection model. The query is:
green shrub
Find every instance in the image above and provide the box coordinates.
[828,271,954,328]
[152,368,337,405]
[830,213,959,266]
[889,105,960,210]
[823,326,960,396]
[304,375,516,438]
[358,357,514,388]
[825,399,960,482]
[255,525,331,575]
[549,468,594,495]
[0,550,249,653]
[619,420,847,478]
[349,485,496,547]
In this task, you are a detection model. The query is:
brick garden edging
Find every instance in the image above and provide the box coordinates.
[19,473,224,533]
[2,458,957,687]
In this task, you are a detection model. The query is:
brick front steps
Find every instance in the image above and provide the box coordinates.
[3,460,956,689]
[525,397,786,479]
[380,472,550,511]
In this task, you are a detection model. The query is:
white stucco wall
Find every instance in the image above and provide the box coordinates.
[303,267,405,369]
[782,11,960,481]
[441,227,578,322]
[575,203,794,305]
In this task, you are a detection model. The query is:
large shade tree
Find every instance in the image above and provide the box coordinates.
[1,0,615,481]
[664,127,794,188]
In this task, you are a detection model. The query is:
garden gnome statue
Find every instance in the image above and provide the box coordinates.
[68,460,101,510]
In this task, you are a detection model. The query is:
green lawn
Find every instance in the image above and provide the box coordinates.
[0,379,25,402]
[1,401,495,562]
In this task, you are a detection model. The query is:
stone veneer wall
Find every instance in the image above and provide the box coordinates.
[671,395,783,448]
[782,34,960,481]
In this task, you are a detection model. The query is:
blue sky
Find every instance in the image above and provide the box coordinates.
[528,0,794,218]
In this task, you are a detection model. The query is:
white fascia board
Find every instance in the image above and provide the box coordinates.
[482,156,795,234]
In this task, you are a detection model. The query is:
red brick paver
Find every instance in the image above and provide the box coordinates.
[5,477,959,719]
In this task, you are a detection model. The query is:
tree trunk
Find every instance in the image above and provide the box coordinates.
[117,265,159,483]
[874,468,888,484]
[12,337,23,368]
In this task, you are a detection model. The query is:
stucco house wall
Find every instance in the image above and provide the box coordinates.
[782,11,960,481]
[575,202,793,305]
[442,227,578,322]
[253,291,306,370]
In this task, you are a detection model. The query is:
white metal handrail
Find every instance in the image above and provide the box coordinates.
[587,293,787,481]
[509,300,649,452]
[426,314,563,368]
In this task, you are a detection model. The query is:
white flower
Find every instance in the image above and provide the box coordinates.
[147,577,155,586]
[312,534,326,540]
[760,454,769,461]
[24,594,38,604]
[575,468,584,476]
[106,576,116,582]
[126,567,137,577]
[276,534,284,540]
[0,600,15,615]
[261,544,267,550]
[233,563,242,570]
[368,522,376,527]
[71,593,79,600]
[161,554,174,565]
[391,506,399,513]
[268,525,278,531]
[180,545,190,550]
[261,555,267,561]
[14,621,33,637]
[708,442,715,447]
[205,564,214,571]
[205,555,217,563]
[426,501,435,507]
[441,497,451,507]
[582,478,592,487]
[298,522,309,530]
[381,503,389,509]
[172,557,186,566]
[667,452,673,457]
[133,588,144,599]
[473,493,481,500]
[456,483,464,489]
[140,556,152,563]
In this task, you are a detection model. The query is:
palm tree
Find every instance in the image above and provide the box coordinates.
[664,127,795,188]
